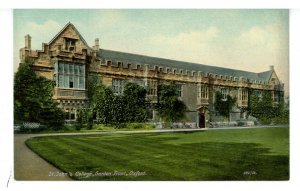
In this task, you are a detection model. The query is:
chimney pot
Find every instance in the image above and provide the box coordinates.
[25,34,31,49]
[94,38,99,50]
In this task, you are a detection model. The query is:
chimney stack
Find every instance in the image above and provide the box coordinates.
[94,38,99,50]
[25,34,31,49]
[269,65,274,71]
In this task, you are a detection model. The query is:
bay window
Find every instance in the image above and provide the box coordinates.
[54,62,85,89]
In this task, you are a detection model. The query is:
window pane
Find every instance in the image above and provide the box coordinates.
[112,79,118,94]
[70,113,75,120]
[69,76,74,88]
[58,63,63,73]
[176,84,182,97]
[75,65,79,75]
[64,64,69,74]
[69,64,74,74]
[79,65,84,75]
[65,112,70,120]
[79,76,84,89]
[59,74,64,88]
[74,76,79,88]
[64,74,68,88]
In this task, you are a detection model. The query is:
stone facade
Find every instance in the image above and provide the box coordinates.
[19,22,284,127]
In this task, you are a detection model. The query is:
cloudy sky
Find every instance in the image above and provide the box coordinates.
[14,9,289,94]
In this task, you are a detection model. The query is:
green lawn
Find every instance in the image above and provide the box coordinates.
[25,127,289,180]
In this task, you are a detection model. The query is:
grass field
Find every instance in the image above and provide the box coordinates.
[25,127,289,180]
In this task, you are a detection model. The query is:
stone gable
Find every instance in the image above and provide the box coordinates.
[49,23,90,55]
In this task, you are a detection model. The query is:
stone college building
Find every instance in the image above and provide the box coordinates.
[19,22,284,128]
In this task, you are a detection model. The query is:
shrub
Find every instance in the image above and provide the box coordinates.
[115,123,127,129]
[75,108,84,131]
[157,83,187,124]
[124,123,155,130]
[93,124,115,131]
[260,117,272,125]
[86,110,94,130]
[273,110,289,125]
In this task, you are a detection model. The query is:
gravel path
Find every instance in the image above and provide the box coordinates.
[14,134,71,180]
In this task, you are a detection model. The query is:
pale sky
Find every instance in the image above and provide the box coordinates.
[13,9,289,95]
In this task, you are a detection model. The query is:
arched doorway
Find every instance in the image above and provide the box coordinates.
[197,106,208,128]
[199,113,205,128]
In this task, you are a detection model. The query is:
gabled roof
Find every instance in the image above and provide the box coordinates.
[97,49,272,83]
[48,22,91,49]
[258,71,273,82]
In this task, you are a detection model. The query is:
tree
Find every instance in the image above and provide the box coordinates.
[214,91,237,118]
[249,91,288,124]
[110,94,126,127]
[91,81,148,127]
[87,75,103,105]
[249,93,260,119]
[93,86,115,124]
[14,62,39,122]
[39,106,65,130]
[157,83,187,125]
[86,109,94,130]
[14,62,65,129]
[123,83,148,123]
[260,91,275,118]
[87,75,104,126]
[249,91,275,119]
[93,85,125,126]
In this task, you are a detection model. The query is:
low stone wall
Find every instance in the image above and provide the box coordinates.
[14,122,44,132]
[150,122,197,129]
[210,120,255,128]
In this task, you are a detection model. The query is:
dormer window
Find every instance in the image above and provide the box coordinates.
[65,38,76,51]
